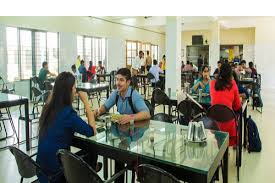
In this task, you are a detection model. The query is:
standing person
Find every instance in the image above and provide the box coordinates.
[161,55,166,74]
[36,72,100,183]
[192,65,211,94]
[132,51,144,75]
[149,59,164,89]
[145,50,152,72]
[78,60,88,82]
[210,63,241,146]
[38,61,57,90]
[87,61,96,81]
[76,55,81,70]
[197,55,203,71]
[94,68,150,183]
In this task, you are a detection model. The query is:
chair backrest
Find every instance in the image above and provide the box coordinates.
[207,104,236,123]
[147,72,155,80]
[137,164,181,183]
[44,81,53,91]
[8,146,41,179]
[57,149,103,183]
[177,99,202,122]
[152,113,172,123]
[144,99,154,117]
[32,87,43,97]
[152,88,170,106]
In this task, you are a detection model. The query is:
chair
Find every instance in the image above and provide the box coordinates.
[177,99,203,125]
[43,81,53,91]
[207,104,240,181]
[8,146,56,183]
[152,113,172,123]
[137,164,181,183]
[146,73,156,97]
[144,99,154,117]
[151,88,170,115]
[57,149,126,183]
[0,76,15,93]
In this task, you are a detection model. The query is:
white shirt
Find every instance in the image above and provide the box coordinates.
[149,65,163,83]
[132,56,143,70]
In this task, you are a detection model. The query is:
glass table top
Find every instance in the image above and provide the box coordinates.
[76,82,109,89]
[0,93,27,103]
[75,120,229,174]
[168,91,211,106]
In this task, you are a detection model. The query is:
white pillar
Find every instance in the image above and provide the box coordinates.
[165,16,182,94]
[209,21,220,73]
[59,32,77,72]
[0,24,7,80]
[107,38,125,72]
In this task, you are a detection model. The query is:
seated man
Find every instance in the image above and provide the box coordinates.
[149,59,164,89]
[38,61,57,90]
[94,67,150,183]
[71,64,80,78]
[94,68,150,124]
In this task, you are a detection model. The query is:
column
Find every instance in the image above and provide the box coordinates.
[0,24,7,80]
[209,21,220,73]
[165,16,182,94]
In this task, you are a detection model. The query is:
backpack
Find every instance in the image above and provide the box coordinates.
[246,115,262,153]
[115,88,153,115]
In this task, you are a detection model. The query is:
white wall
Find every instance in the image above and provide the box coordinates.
[243,44,255,63]
[107,38,125,72]
[255,17,275,88]
[59,32,77,72]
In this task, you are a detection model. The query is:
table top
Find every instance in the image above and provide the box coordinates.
[76,82,109,91]
[96,73,111,77]
[75,120,229,175]
[0,93,28,107]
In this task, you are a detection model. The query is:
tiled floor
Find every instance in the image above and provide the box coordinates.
[0,88,273,183]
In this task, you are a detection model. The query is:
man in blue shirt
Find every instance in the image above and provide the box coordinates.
[149,59,164,89]
[78,60,88,82]
[95,68,150,124]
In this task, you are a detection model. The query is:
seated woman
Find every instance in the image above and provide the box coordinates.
[232,71,249,100]
[210,63,241,146]
[192,65,211,94]
[36,72,99,183]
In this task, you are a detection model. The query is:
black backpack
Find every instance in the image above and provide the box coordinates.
[115,88,153,116]
[246,115,262,153]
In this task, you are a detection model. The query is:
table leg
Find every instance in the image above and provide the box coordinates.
[104,157,108,180]
[115,161,125,183]
[243,106,248,147]
[107,88,109,98]
[239,110,243,167]
[24,100,30,151]
[222,147,228,183]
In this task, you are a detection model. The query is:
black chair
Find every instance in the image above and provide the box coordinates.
[57,149,126,183]
[151,88,170,115]
[207,104,240,181]
[144,99,154,117]
[44,81,53,91]
[177,99,203,125]
[137,164,181,183]
[152,113,172,123]
[8,146,57,183]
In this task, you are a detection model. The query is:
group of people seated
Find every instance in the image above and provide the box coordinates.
[72,55,106,82]
[36,68,150,183]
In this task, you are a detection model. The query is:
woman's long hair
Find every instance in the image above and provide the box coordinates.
[215,63,233,91]
[38,72,75,138]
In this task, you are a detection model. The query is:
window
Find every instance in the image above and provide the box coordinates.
[151,45,159,60]
[77,35,107,67]
[126,41,159,66]
[6,27,59,81]
[6,27,19,81]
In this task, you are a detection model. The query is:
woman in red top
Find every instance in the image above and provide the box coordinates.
[87,61,96,81]
[210,63,241,146]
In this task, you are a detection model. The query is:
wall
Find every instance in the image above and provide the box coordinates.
[255,17,275,88]
[220,28,255,45]
[0,16,165,98]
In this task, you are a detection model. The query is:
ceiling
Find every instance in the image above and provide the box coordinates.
[95,16,269,33]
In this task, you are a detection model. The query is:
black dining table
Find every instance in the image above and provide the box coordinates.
[0,93,30,151]
[73,120,229,183]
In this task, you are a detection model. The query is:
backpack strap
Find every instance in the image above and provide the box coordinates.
[115,88,137,114]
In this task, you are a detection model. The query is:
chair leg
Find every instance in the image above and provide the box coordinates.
[20,177,23,183]
[131,169,135,183]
